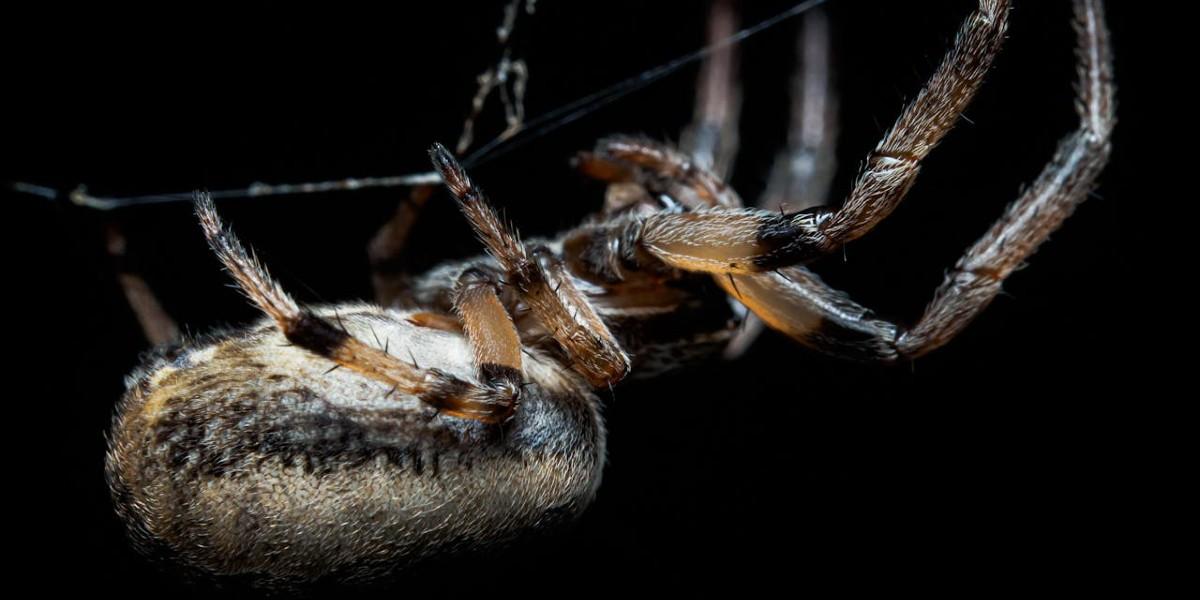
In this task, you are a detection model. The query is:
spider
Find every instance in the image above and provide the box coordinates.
[93,0,1113,589]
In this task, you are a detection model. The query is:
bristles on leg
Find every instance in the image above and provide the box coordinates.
[193,191,519,423]
[194,191,301,324]
[428,143,528,272]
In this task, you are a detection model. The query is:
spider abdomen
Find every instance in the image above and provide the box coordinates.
[105,305,605,585]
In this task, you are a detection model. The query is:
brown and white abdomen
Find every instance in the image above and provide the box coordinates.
[105,305,605,585]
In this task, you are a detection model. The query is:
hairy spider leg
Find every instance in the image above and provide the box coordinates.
[453,267,524,391]
[714,0,1114,362]
[714,5,838,358]
[575,0,743,217]
[195,193,524,423]
[370,2,535,307]
[429,143,631,388]
[578,136,745,213]
[634,0,1010,275]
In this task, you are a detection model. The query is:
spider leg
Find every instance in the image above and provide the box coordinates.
[196,193,521,423]
[681,0,741,183]
[372,4,537,306]
[430,144,631,388]
[581,136,744,211]
[453,267,523,391]
[368,184,433,306]
[725,6,838,359]
[105,222,180,346]
[632,0,1009,275]
[576,0,742,214]
[718,0,1114,362]
[761,6,837,215]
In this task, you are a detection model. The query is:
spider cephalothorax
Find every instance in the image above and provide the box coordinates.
[106,0,1113,587]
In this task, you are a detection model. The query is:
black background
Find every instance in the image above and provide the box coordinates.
[9,0,1159,596]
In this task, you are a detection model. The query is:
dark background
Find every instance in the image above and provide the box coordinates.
[8,0,1158,595]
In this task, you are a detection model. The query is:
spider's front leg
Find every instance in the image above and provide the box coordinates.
[196,194,522,423]
[720,0,1114,362]
[429,144,632,388]
[636,0,1009,275]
